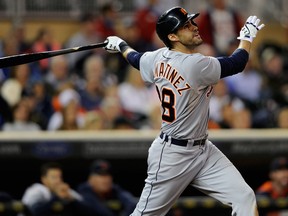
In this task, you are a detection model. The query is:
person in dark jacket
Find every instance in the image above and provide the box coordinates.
[22,162,92,216]
[77,159,137,216]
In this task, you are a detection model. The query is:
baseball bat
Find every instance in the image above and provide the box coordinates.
[0,41,108,68]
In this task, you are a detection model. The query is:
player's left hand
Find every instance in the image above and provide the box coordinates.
[237,16,265,43]
[104,36,125,53]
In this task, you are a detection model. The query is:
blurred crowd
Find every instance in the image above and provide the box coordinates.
[0,160,138,216]
[1,0,288,132]
[1,156,287,216]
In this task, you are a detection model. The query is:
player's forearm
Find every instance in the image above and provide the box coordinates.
[238,40,252,54]
[119,42,143,70]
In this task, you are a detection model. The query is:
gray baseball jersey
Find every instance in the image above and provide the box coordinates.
[140,47,221,139]
[130,47,257,216]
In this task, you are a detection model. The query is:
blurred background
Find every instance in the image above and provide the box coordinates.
[0,0,288,215]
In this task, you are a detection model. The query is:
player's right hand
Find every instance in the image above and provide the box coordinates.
[237,16,265,43]
[104,36,125,53]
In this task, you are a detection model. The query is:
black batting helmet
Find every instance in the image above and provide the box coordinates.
[156,6,199,48]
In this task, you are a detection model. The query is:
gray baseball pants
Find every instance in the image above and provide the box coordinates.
[130,136,258,216]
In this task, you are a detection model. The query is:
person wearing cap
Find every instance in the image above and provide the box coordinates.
[22,162,91,216]
[256,157,288,216]
[104,5,264,216]
[77,159,137,216]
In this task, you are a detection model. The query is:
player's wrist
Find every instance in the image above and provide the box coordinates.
[237,36,253,43]
[119,41,129,53]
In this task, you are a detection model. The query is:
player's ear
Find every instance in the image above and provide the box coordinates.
[168,33,179,43]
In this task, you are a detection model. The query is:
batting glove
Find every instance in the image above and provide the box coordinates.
[237,16,265,43]
[104,36,125,53]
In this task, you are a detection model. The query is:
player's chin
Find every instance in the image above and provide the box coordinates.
[194,38,203,46]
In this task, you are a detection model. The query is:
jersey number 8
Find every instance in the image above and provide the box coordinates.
[157,87,176,123]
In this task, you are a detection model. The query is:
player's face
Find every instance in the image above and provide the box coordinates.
[175,19,203,49]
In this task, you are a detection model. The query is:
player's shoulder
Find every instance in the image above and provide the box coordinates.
[181,52,219,65]
[143,47,167,56]
[140,47,168,64]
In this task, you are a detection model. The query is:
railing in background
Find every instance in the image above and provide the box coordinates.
[0,196,287,216]
[0,129,287,159]
[0,0,135,21]
[0,0,287,25]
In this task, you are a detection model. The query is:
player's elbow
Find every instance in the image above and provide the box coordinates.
[218,49,249,78]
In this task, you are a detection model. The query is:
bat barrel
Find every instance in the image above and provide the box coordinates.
[0,42,108,68]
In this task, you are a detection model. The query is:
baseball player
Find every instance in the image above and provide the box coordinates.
[104,6,264,216]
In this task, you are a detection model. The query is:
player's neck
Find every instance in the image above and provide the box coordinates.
[171,44,198,54]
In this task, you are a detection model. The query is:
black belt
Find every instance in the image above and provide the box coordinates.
[160,132,206,147]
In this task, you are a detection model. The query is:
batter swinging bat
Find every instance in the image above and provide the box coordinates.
[0,41,108,68]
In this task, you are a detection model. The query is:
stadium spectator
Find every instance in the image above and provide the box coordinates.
[197,0,243,56]
[77,55,108,112]
[26,81,53,130]
[81,110,105,130]
[229,108,252,129]
[225,59,263,103]
[94,3,118,41]
[31,27,62,74]
[112,116,137,130]
[117,16,152,53]
[256,157,288,216]
[77,159,137,216]
[196,42,217,56]
[224,58,268,128]
[99,96,123,129]
[256,43,288,127]
[0,78,22,109]
[58,100,81,130]
[209,79,245,128]
[47,87,85,130]
[113,16,151,83]
[13,64,32,94]
[146,104,162,130]
[65,13,101,74]
[0,94,12,129]
[21,162,91,216]
[0,30,20,80]
[1,98,41,131]
[276,107,288,128]
[44,55,71,95]
[1,64,32,106]
[8,23,32,54]
[259,44,288,109]
[118,65,159,129]
[134,0,160,44]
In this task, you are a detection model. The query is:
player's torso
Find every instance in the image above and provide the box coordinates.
[140,48,219,140]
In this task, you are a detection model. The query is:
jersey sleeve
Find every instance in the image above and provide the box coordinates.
[185,55,221,87]
[139,51,156,84]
